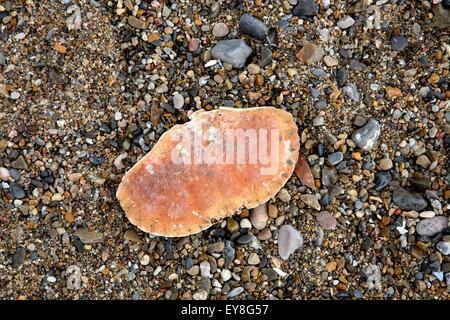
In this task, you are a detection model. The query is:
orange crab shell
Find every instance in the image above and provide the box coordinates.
[116,107,299,237]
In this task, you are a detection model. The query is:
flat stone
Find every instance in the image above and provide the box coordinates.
[316,211,337,230]
[257,228,272,241]
[227,287,244,298]
[374,171,391,191]
[173,93,184,109]
[336,68,348,87]
[416,216,448,237]
[337,16,355,29]
[124,230,141,242]
[343,83,360,102]
[128,16,147,29]
[211,39,252,69]
[259,46,272,68]
[11,155,28,170]
[293,0,319,18]
[239,13,268,40]
[212,22,229,38]
[393,188,428,211]
[9,182,26,199]
[433,4,450,29]
[436,241,450,255]
[296,42,324,65]
[247,253,260,265]
[391,35,408,51]
[278,225,303,260]
[12,247,26,267]
[327,151,343,165]
[416,155,431,168]
[300,194,321,211]
[250,204,268,230]
[352,119,381,151]
[74,228,104,244]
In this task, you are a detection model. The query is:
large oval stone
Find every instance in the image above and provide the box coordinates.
[117,107,299,237]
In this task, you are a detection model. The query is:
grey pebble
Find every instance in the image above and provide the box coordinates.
[352,119,381,151]
[211,39,252,69]
[239,13,268,40]
[393,188,428,211]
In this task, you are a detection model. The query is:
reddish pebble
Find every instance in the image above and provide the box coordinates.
[316,211,337,230]
[188,38,200,52]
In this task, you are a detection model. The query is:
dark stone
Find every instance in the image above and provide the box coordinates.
[293,0,319,18]
[391,35,408,51]
[392,188,428,211]
[374,171,391,191]
[9,182,26,199]
[236,233,252,245]
[259,46,272,68]
[336,68,348,87]
[12,247,26,267]
[239,13,269,40]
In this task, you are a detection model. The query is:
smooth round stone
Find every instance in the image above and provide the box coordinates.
[393,188,428,211]
[419,211,435,218]
[236,233,252,245]
[227,218,239,233]
[416,216,448,237]
[240,218,252,229]
[337,16,355,29]
[0,167,10,180]
[188,38,200,52]
[250,204,268,230]
[221,269,232,282]
[247,253,260,265]
[316,211,337,230]
[9,182,26,199]
[379,158,393,170]
[257,228,272,241]
[140,254,150,266]
[391,35,408,51]
[173,93,184,109]
[293,0,319,18]
[328,151,344,165]
[239,13,268,40]
[437,242,450,256]
[353,114,367,127]
[247,63,260,75]
[277,188,291,202]
[212,22,229,38]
